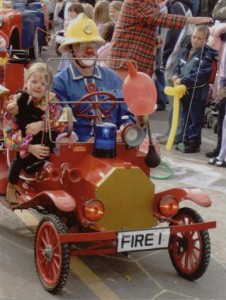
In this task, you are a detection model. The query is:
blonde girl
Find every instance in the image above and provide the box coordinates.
[94,0,110,30]
[4,62,65,204]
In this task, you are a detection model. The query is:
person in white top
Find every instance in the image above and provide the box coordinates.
[97,21,115,66]
[53,0,65,33]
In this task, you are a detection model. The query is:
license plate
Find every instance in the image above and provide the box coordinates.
[117,228,170,252]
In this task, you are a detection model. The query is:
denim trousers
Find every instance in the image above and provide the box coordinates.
[181,96,206,145]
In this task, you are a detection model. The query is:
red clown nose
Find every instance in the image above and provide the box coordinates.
[86,47,95,55]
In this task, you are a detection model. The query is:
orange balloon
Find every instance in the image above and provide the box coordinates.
[122,61,157,115]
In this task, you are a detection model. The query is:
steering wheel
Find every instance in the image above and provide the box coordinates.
[75,91,117,119]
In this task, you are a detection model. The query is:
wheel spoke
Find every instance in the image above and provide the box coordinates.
[192,236,200,243]
[183,249,189,270]
[48,259,58,281]
[49,229,58,248]
[40,233,48,247]
[190,245,201,262]
[39,256,47,266]
[52,254,61,272]
[44,227,51,245]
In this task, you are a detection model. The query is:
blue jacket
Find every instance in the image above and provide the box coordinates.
[173,43,218,101]
[53,64,135,141]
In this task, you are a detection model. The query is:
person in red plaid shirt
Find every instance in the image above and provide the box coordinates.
[108,0,213,76]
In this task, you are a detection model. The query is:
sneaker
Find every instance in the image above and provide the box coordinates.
[177,140,199,153]
[158,136,179,145]
[205,148,220,158]
[208,157,219,165]
[174,139,182,145]
[215,160,226,167]
[184,145,200,153]
[156,134,167,141]
[175,142,186,151]
[183,140,200,153]
[158,136,169,145]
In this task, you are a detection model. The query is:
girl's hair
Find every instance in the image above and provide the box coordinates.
[109,1,123,12]
[94,0,110,25]
[25,63,53,85]
[68,2,85,14]
[100,21,115,42]
[195,25,210,40]
[83,3,94,19]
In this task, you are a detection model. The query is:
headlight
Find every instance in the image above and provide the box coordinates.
[84,199,104,222]
[0,17,4,28]
[159,195,179,217]
[121,124,146,147]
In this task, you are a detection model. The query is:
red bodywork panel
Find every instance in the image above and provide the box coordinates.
[0,9,22,48]
[153,187,212,215]
[15,190,76,212]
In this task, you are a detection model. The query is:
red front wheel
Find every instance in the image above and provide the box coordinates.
[35,214,70,293]
[169,207,211,281]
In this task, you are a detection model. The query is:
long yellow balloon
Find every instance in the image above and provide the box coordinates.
[164,84,187,151]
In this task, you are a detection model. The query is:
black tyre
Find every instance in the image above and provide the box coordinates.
[169,207,211,281]
[34,214,70,293]
[207,115,214,128]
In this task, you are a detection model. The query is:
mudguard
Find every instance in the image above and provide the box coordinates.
[153,187,212,214]
[15,190,76,212]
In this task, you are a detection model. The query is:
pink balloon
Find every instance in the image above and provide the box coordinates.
[122,61,157,115]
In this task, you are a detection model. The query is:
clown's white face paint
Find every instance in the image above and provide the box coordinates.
[79,58,96,67]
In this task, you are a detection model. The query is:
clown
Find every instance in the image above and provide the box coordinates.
[52,13,135,142]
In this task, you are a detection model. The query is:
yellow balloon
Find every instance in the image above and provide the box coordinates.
[164,84,187,151]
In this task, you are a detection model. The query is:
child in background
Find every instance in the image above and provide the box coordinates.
[53,0,64,33]
[82,3,94,19]
[109,1,123,23]
[55,2,85,71]
[4,62,65,204]
[52,0,65,55]
[97,21,115,66]
[173,25,218,153]
[94,0,110,31]
[64,2,84,28]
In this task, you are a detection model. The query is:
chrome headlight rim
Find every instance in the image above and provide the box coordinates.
[121,123,146,147]
[158,195,179,218]
[83,199,105,223]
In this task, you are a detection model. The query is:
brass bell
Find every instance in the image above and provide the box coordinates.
[58,106,76,122]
